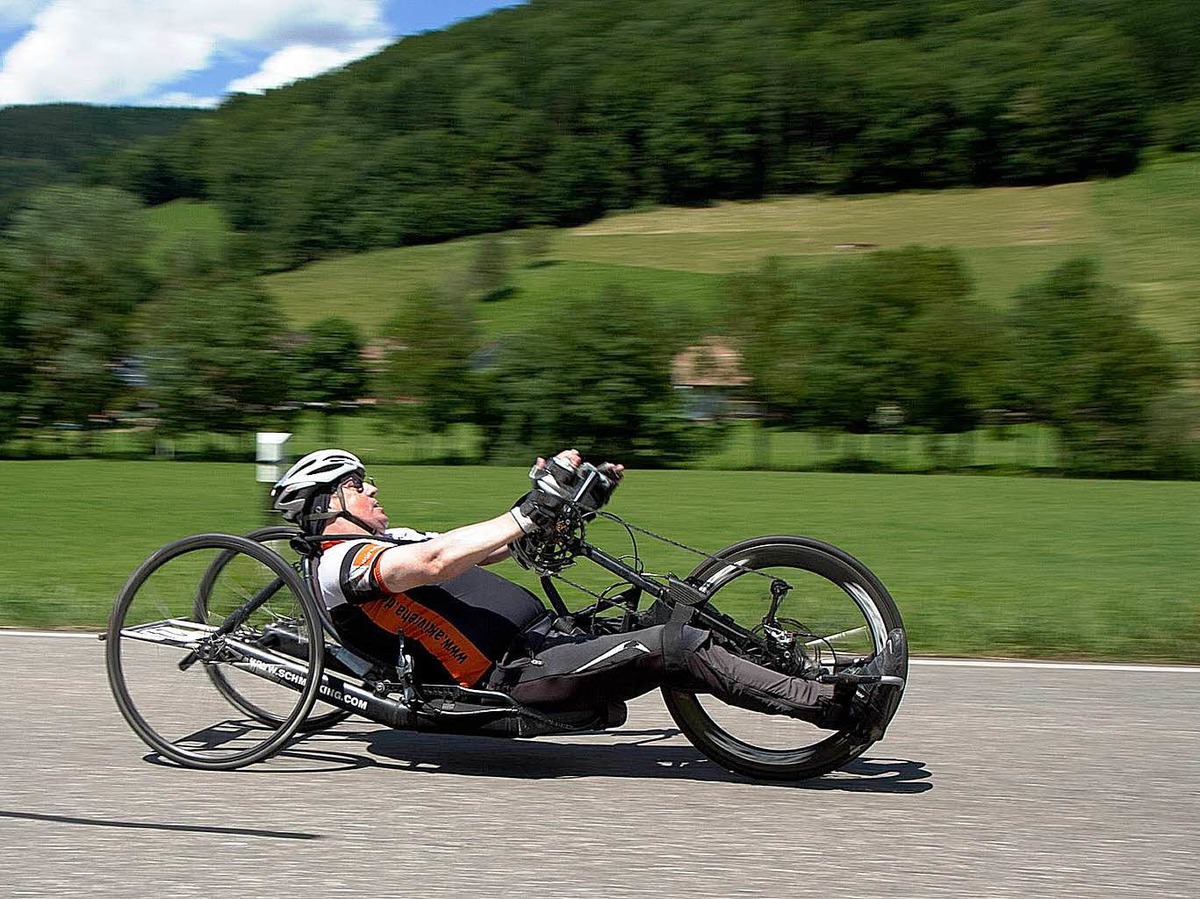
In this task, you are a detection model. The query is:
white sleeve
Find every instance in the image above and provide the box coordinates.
[384,526,439,542]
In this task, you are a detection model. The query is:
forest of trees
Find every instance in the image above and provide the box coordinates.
[97,0,1200,270]
[0,104,199,223]
[0,0,1197,477]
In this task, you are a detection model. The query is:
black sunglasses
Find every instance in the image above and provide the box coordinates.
[340,474,375,492]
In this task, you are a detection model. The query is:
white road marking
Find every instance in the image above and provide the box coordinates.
[0,629,101,639]
[911,658,1200,674]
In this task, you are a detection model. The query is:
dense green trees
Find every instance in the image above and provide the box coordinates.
[0,185,1187,476]
[0,1,1194,476]
[103,0,1168,269]
[139,271,292,439]
[485,285,697,465]
[2,187,154,435]
[0,259,29,444]
[0,188,325,449]
[728,250,996,436]
[723,249,1187,476]
[377,286,481,439]
[289,317,369,441]
[1007,259,1181,475]
[0,105,198,223]
[292,318,368,404]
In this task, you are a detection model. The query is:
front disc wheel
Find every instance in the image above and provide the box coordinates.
[662,536,907,781]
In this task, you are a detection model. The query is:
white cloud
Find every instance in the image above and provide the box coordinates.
[0,0,389,106]
[144,91,222,109]
[227,37,388,94]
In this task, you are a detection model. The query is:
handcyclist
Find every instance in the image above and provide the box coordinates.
[270,448,905,739]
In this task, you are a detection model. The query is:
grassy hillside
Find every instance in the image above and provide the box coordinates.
[3,461,1196,662]
[1092,153,1200,345]
[143,199,232,274]
[247,154,1199,356]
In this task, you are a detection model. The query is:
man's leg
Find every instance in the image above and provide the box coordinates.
[681,638,837,724]
[504,627,675,711]
[504,625,840,725]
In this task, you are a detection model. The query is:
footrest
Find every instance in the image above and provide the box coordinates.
[817,672,906,688]
[817,672,882,685]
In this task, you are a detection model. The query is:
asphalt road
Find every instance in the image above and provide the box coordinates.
[1,633,1197,899]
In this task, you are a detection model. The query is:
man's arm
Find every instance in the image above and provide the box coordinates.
[375,512,525,594]
[477,544,512,566]
[375,448,607,587]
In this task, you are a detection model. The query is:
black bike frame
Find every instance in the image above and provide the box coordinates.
[176,532,776,734]
[576,540,769,656]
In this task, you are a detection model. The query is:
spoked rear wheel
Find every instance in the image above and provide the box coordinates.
[662,536,907,781]
[106,533,325,770]
[197,526,350,732]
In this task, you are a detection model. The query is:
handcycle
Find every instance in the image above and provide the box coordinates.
[104,482,907,781]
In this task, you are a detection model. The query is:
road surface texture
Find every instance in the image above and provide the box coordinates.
[1,632,1196,898]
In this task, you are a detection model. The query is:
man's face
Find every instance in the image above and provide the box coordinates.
[335,474,389,532]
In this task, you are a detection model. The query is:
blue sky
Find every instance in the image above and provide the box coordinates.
[0,1,526,108]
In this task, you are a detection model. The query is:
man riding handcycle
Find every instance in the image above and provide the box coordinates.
[105,448,907,781]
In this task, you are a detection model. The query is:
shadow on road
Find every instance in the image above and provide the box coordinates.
[0,809,320,840]
[222,726,933,793]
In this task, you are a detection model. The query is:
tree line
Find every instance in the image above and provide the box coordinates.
[726,250,1193,477]
[1,186,1193,478]
[97,0,1199,271]
[0,104,198,225]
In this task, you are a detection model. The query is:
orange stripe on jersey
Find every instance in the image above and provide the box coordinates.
[353,543,388,568]
[359,593,492,687]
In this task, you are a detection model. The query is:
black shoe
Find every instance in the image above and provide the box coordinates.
[853,627,907,678]
[827,628,908,742]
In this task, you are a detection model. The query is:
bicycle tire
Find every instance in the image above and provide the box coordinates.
[662,535,907,781]
[106,533,326,770]
[197,526,350,732]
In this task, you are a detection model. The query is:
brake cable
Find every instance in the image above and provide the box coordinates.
[546,512,789,605]
[594,512,786,584]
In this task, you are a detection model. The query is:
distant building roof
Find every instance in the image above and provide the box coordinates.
[672,338,752,388]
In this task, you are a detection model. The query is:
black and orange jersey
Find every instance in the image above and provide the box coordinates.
[316,529,547,687]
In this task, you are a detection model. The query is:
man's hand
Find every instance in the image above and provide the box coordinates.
[510,449,624,533]
[510,449,578,534]
[533,449,624,512]
[594,461,625,487]
[529,449,583,500]
[510,488,566,534]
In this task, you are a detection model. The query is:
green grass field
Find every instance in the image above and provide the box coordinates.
[237,154,1200,355]
[4,461,1196,663]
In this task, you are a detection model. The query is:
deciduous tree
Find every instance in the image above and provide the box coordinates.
[488,284,696,465]
[377,286,480,437]
[1008,258,1179,474]
[5,186,153,430]
[292,317,368,441]
[139,271,292,438]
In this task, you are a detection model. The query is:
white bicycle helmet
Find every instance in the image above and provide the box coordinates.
[270,449,365,524]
